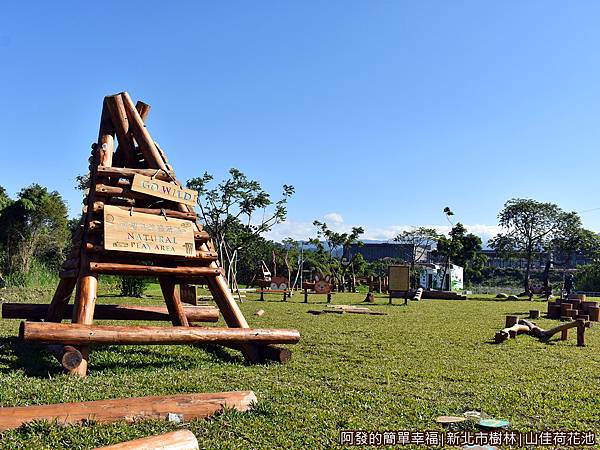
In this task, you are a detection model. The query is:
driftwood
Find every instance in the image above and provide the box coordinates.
[0,391,256,432]
[20,322,301,346]
[496,318,591,346]
[494,323,530,343]
[519,318,590,343]
[94,430,199,450]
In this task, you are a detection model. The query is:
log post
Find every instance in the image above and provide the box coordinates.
[71,255,98,376]
[577,318,585,347]
[159,276,189,326]
[120,92,167,171]
[505,315,518,327]
[45,277,78,322]
[97,99,115,167]
[47,345,83,371]
[561,329,568,341]
[304,288,308,303]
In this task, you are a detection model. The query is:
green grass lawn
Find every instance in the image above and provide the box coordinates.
[0,286,599,449]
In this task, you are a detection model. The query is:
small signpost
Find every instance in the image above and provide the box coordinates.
[131,173,198,206]
[103,205,196,257]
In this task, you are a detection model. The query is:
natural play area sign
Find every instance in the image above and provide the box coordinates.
[103,205,196,257]
[130,173,198,206]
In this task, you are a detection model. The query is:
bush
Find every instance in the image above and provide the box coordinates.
[575,264,600,292]
[120,276,148,297]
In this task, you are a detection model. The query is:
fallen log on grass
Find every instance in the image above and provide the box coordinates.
[47,344,83,371]
[494,323,530,343]
[3,303,219,323]
[20,322,300,346]
[0,391,256,432]
[94,429,199,450]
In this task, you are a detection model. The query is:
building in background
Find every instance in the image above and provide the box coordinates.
[347,243,431,263]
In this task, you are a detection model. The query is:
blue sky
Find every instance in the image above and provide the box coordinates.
[2,1,600,244]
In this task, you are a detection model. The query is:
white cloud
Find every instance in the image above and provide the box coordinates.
[323,212,344,224]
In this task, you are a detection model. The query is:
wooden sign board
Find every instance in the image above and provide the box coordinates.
[103,205,196,257]
[388,265,410,292]
[179,284,198,305]
[131,174,198,206]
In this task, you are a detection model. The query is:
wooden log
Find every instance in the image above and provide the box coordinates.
[159,276,189,326]
[94,429,198,450]
[59,269,78,279]
[547,304,561,319]
[219,343,293,364]
[577,318,586,347]
[567,299,582,310]
[45,277,78,322]
[94,429,199,450]
[495,323,530,343]
[97,99,116,167]
[588,306,600,322]
[577,314,590,321]
[121,92,167,171]
[105,94,135,162]
[47,345,83,371]
[561,329,568,340]
[85,243,217,262]
[20,322,301,346]
[529,310,540,319]
[0,391,256,432]
[89,262,221,277]
[505,315,518,327]
[3,303,219,323]
[71,253,97,376]
[560,303,573,315]
[97,166,175,182]
[90,202,197,221]
[180,284,198,305]
[567,309,579,318]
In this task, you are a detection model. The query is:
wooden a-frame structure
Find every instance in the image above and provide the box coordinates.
[12,92,298,376]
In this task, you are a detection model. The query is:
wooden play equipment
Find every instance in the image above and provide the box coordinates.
[494,315,591,346]
[0,391,256,432]
[95,430,199,450]
[546,294,600,322]
[302,274,333,303]
[254,261,290,301]
[5,92,299,376]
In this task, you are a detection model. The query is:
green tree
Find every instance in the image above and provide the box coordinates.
[434,223,485,288]
[394,227,441,288]
[310,221,364,291]
[187,168,294,286]
[0,184,69,283]
[489,198,579,291]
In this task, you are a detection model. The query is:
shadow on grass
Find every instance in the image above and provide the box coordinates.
[0,337,64,377]
[0,337,246,378]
